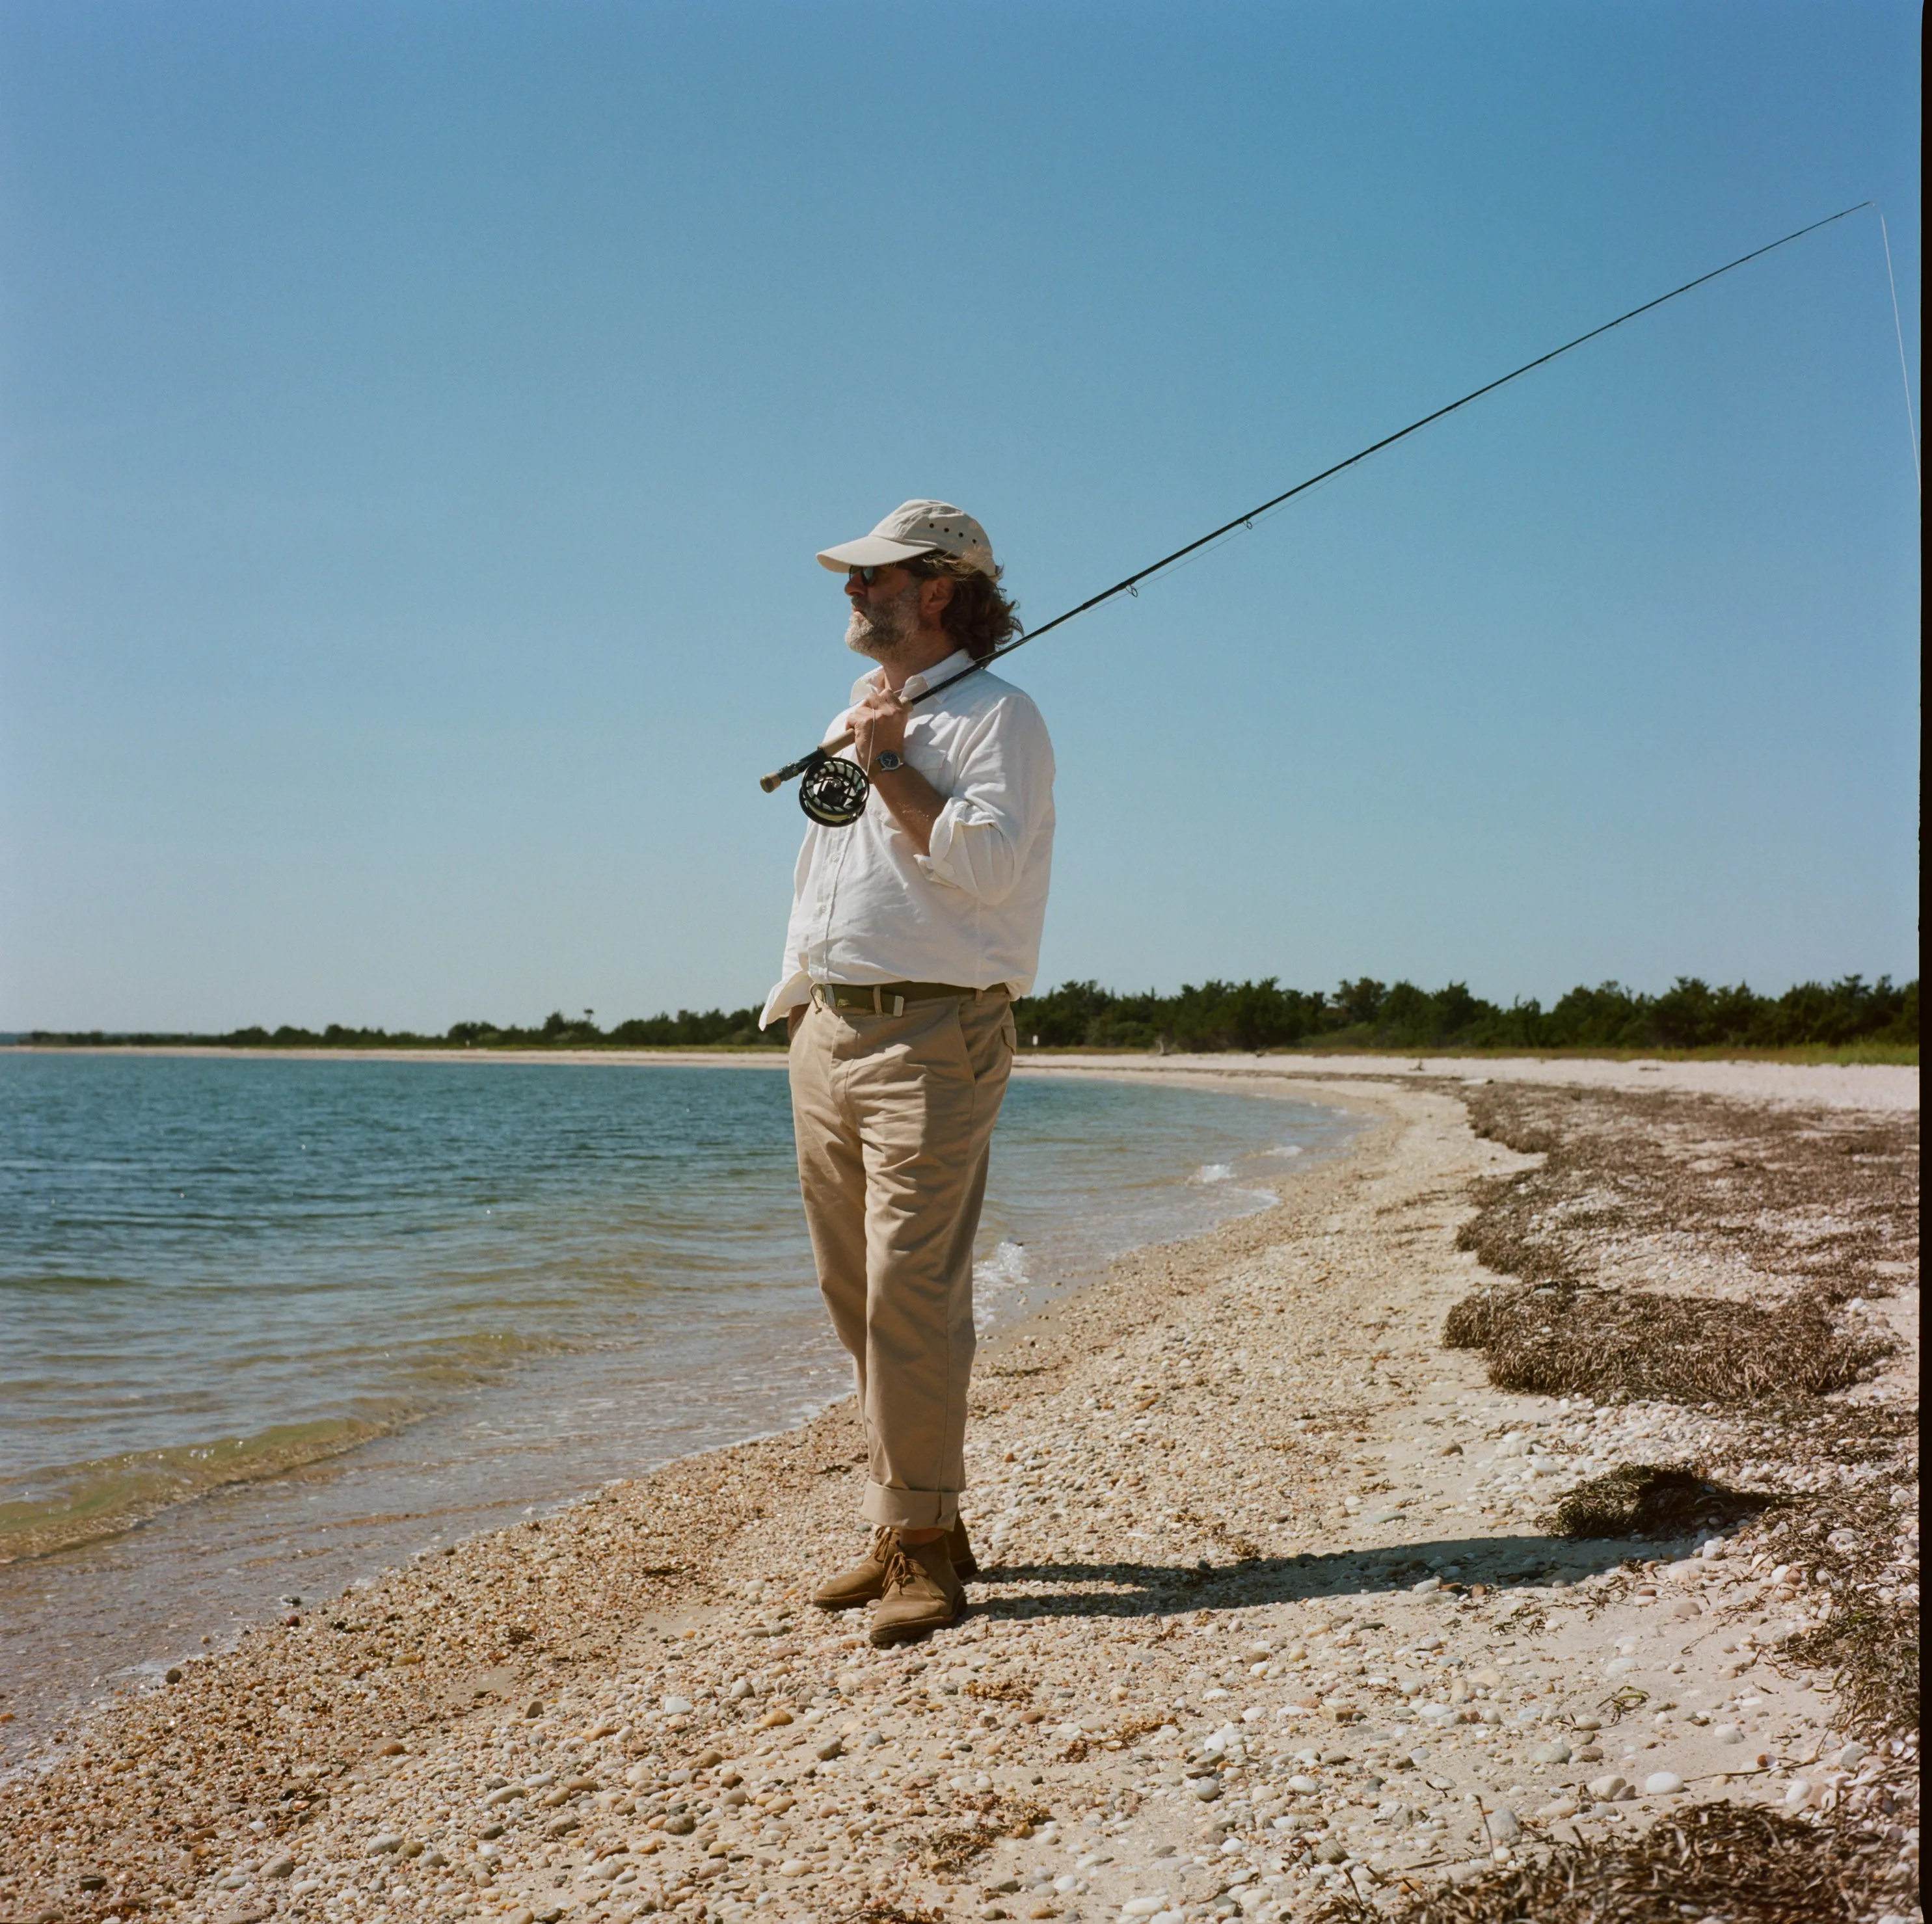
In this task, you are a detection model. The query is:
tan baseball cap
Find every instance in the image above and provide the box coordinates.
[816,500,995,576]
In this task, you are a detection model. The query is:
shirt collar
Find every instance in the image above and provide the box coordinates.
[851,648,978,705]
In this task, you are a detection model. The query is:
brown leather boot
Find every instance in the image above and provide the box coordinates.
[948,1514,979,1581]
[809,1527,896,1612]
[869,1533,965,1647]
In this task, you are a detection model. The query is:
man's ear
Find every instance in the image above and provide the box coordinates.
[920,574,956,626]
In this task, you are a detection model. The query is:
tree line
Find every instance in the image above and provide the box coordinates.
[1008,972,1916,1052]
[19,972,1915,1054]
[24,1008,782,1050]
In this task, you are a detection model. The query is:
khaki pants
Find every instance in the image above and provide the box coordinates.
[788,989,1017,1529]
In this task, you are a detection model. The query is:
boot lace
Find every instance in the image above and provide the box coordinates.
[878,1541,926,1598]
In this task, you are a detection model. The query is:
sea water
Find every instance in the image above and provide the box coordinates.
[0,1051,1357,1757]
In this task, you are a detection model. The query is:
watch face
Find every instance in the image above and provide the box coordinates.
[877,750,903,771]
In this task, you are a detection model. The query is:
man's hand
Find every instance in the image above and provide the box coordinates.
[848,678,909,771]
[846,677,945,857]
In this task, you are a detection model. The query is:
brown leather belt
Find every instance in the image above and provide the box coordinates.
[812,981,985,1016]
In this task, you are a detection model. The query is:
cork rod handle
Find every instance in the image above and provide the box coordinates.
[760,727,857,793]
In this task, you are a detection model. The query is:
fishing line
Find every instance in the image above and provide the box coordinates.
[765,200,1887,825]
[1877,209,1921,495]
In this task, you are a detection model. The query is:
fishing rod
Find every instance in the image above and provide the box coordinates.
[763,201,1877,828]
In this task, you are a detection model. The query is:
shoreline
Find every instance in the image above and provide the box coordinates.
[0,1062,1916,1923]
[5,1043,1916,1084]
[5,1041,1913,1117]
[0,1069,1355,1763]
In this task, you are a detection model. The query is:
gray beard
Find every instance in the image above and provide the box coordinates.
[845,583,922,663]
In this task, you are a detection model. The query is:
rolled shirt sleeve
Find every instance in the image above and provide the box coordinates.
[918,693,1055,905]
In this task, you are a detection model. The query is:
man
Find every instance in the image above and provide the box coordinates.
[760,500,1056,1646]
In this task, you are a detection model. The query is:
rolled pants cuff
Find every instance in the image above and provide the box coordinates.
[863,1480,960,1530]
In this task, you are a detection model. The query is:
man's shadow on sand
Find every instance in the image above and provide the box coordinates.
[971,1532,1663,1621]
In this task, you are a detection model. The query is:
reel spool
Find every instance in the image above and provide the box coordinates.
[798,752,871,827]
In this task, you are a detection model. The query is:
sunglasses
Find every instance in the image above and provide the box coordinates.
[846,565,898,585]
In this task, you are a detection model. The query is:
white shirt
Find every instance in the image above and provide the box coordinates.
[760,648,1056,1027]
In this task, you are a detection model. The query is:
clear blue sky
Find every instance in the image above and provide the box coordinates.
[0,0,1919,1032]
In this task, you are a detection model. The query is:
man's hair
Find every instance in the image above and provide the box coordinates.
[904,553,1020,661]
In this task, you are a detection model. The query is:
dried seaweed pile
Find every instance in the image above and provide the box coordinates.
[1443,1084,1913,1408]
[1443,1280,1892,1404]
[1367,1799,1909,1924]
[1752,1453,1922,1739]
[1439,1082,1919,1774]
[1547,1463,1778,1540]
[1455,1084,1918,1305]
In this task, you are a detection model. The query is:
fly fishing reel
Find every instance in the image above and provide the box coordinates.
[798,751,871,827]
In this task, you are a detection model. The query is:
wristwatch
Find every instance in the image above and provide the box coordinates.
[874,750,904,773]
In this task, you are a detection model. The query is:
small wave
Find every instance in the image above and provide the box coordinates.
[1193,1162,1237,1184]
[1271,1143,1306,1158]
[0,1272,150,1294]
[973,1240,1034,1335]
[0,1412,418,1564]
[974,1239,1031,1292]
[386,1328,581,1389]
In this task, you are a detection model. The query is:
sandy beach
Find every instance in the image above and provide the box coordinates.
[1,1056,1917,1924]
